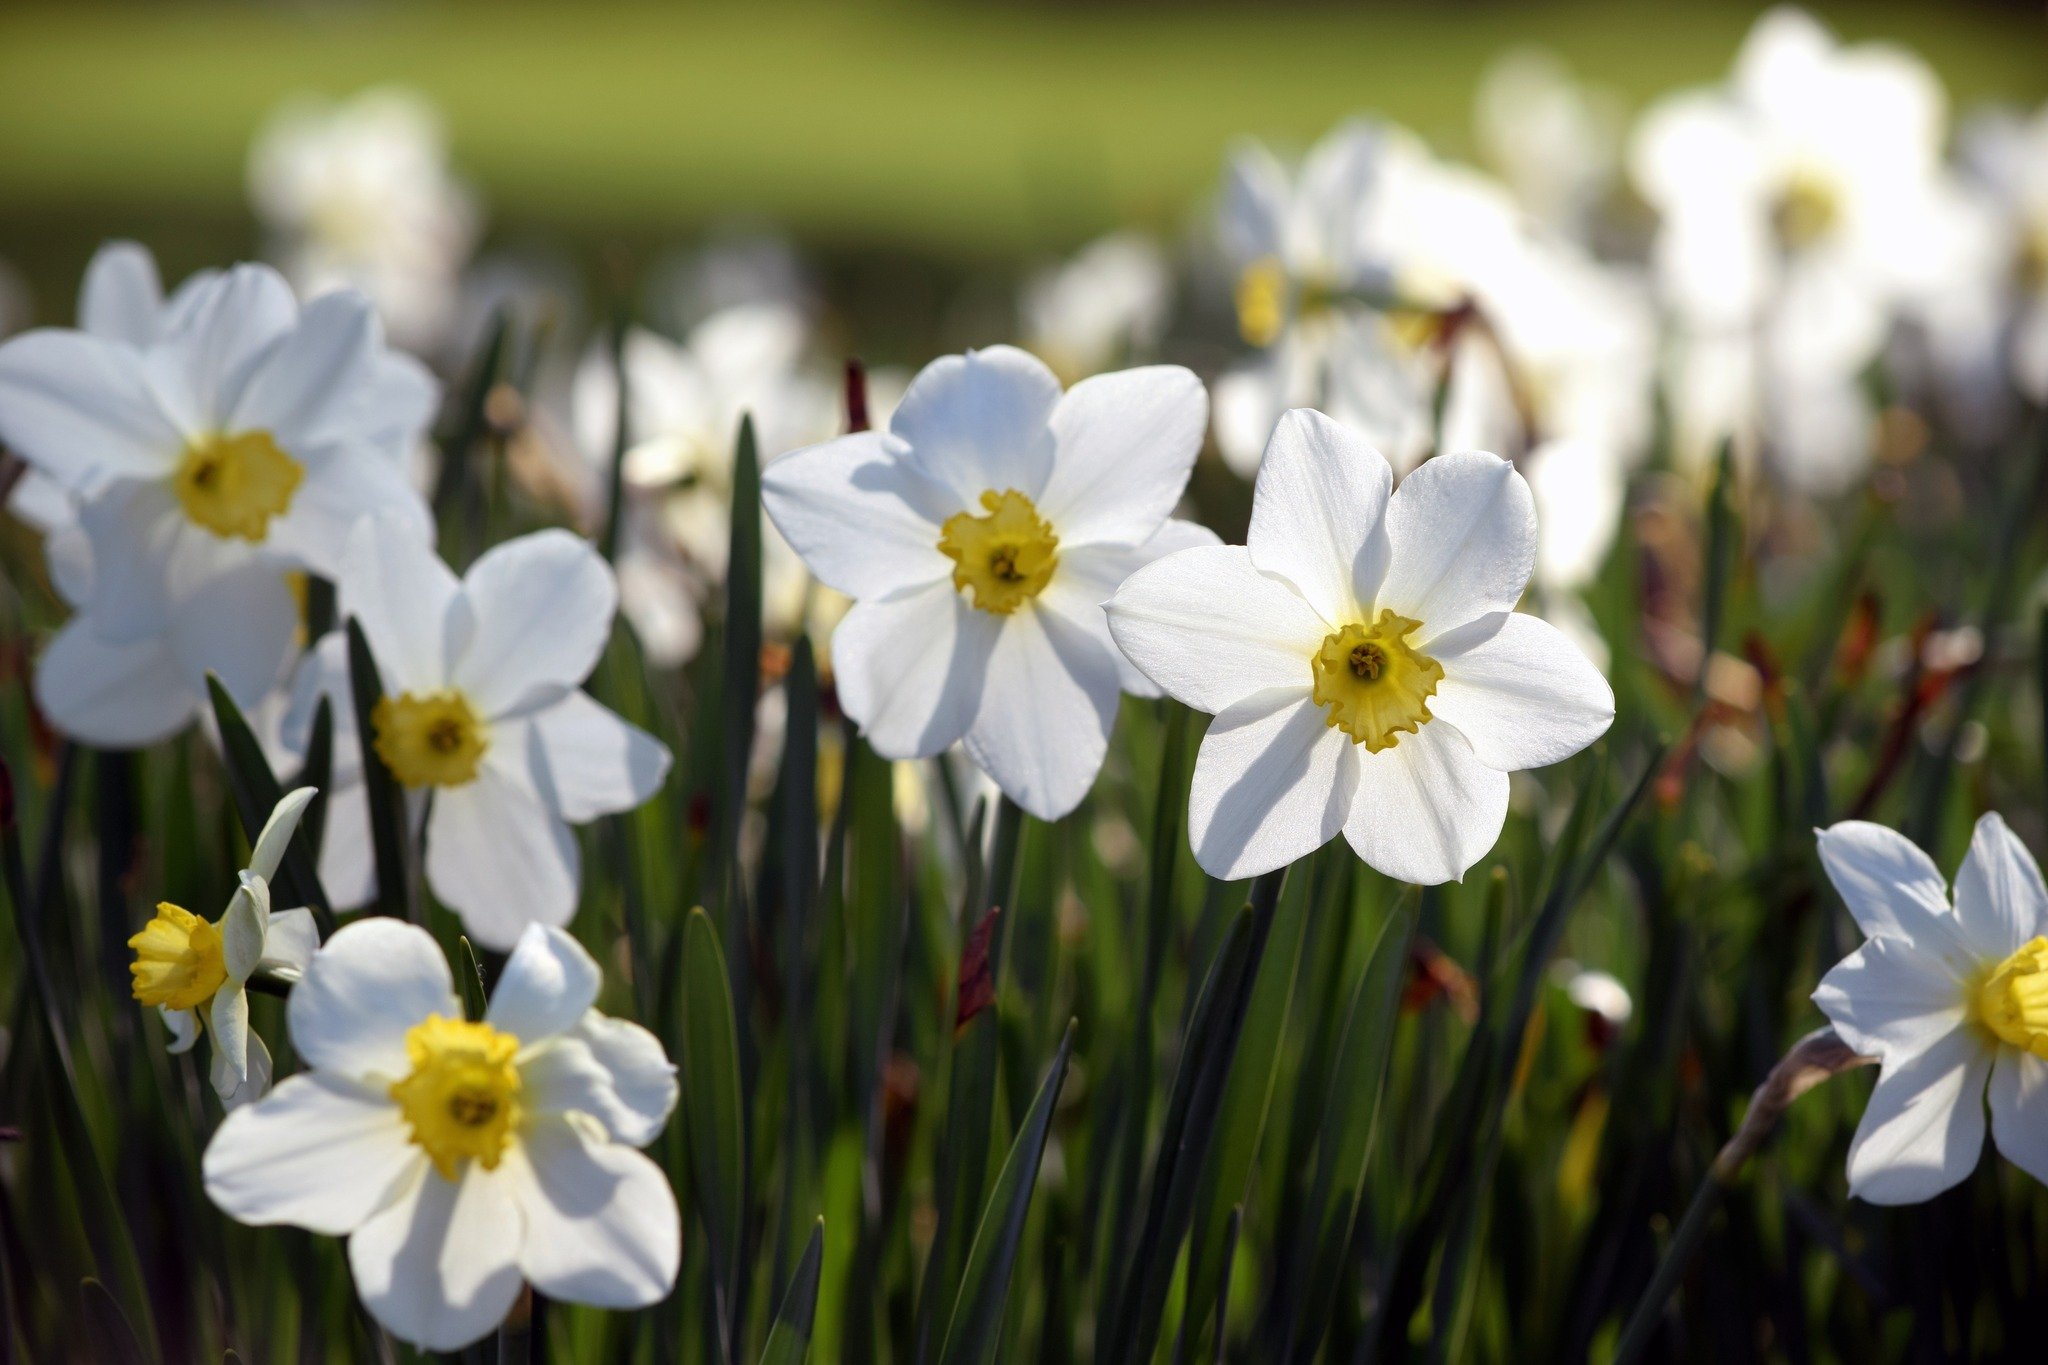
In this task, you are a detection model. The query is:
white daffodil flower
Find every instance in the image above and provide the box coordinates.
[1020,231,1173,384]
[203,919,681,1351]
[0,250,437,747]
[248,87,480,354]
[1630,7,1948,491]
[1105,408,1613,884]
[1812,815,2048,1204]
[325,521,670,947]
[762,345,1216,821]
[128,788,320,1108]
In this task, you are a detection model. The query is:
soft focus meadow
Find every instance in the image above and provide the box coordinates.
[4,1,2048,1361]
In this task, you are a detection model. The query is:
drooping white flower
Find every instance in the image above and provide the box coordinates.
[203,919,680,1351]
[310,522,670,946]
[1812,814,2048,1203]
[1105,408,1613,883]
[128,788,320,1108]
[762,346,1215,820]
[1630,7,1949,490]
[0,249,437,746]
[248,87,480,353]
[1020,232,1173,383]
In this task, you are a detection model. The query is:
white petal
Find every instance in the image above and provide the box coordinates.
[831,581,1000,759]
[160,1006,200,1054]
[249,787,318,885]
[1377,451,1536,642]
[759,432,952,600]
[1245,409,1393,626]
[339,518,464,696]
[1036,365,1207,547]
[1846,1026,1990,1205]
[1341,721,1510,885]
[1104,544,1327,715]
[229,290,381,446]
[220,873,271,984]
[1988,1050,2048,1188]
[1812,936,1972,1060]
[506,1118,680,1309]
[1426,612,1614,771]
[203,1072,420,1234]
[0,330,180,488]
[209,986,252,1085]
[348,1164,525,1352]
[79,241,164,346]
[960,604,1121,821]
[33,617,195,748]
[1045,520,1221,698]
[452,529,616,718]
[564,1012,679,1147]
[289,917,460,1081]
[1952,812,2048,963]
[166,555,300,708]
[1188,691,1354,881]
[425,769,580,952]
[258,908,321,977]
[270,456,432,581]
[146,264,295,430]
[487,926,601,1043]
[890,346,1061,507]
[1815,823,1977,974]
[212,1024,272,1109]
[516,693,671,823]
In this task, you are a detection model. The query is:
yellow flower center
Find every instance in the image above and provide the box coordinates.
[1310,609,1444,752]
[389,1015,523,1179]
[128,902,228,1011]
[938,489,1059,615]
[1771,169,1841,251]
[171,430,303,541]
[371,691,489,788]
[1235,257,1288,348]
[1386,306,1450,353]
[1976,937,2048,1059]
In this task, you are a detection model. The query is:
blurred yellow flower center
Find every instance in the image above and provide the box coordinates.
[1387,307,1450,353]
[128,902,227,1011]
[371,691,489,788]
[172,430,302,541]
[1772,170,1841,251]
[1235,257,1288,347]
[390,1016,522,1179]
[939,489,1059,615]
[1311,610,1443,752]
[1976,937,2048,1058]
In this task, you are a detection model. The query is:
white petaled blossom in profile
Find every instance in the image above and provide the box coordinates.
[204,919,680,1351]
[1811,815,2048,1203]
[569,308,842,663]
[1020,231,1173,383]
[129,789,320,1108]
[1630,7,1950,492]
[318,521,670,947]
[762,346,1216,821]
[0,249,437,746]
[1106,409,1613,883]
[248,87,480,354]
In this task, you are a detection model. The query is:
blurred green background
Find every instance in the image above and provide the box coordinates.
[1,0,2043,296]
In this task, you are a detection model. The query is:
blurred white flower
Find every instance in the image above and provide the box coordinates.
[1474,49,1624,239]
[763,346,1214,820]
[1564,966,1633,1025]
[322,522,671,946]
[1959,103,2048,403]
[249,87,480,354]
[129,788,320,1108]
[1631,7,1949,491]
[1106,409,1612,883]
[204,919,680,1351]
[0,250,437,746]
[570,309,843,660]
[1021,231,1173,383]
[1812,815,2048,1203]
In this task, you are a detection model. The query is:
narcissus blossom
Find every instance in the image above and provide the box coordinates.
[762,346,1215,820]
[1812,815,2048,1203]
[129,788,320,1108]
[322,522,671,946]
[204,919,680,1351]
[0,250,436,745]
[1106,408,1612,883]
